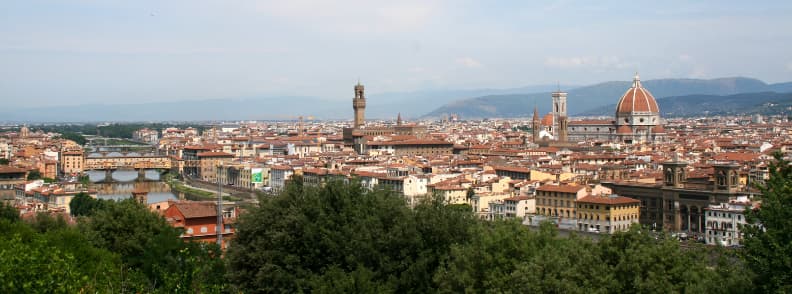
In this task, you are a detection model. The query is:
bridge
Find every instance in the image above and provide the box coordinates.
[85,155,172,182]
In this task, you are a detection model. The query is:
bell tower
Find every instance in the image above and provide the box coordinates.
[353,82,366,128]
[552,90,568,141]
[531,105,540,142]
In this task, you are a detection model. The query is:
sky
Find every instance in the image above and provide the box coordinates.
[2,0,791,108]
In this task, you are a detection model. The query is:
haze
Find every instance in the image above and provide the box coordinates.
[2,0,791,109]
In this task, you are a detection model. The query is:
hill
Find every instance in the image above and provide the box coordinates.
[423,77,792,119]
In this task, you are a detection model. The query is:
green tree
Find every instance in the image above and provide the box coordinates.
[69,192,105,217]
[0,201,19,223]
[743,152,792,292]
[228,180,475,293]
[80,199,227,291]
[0,219,125,293]
[27,169,42,180]
[0,158,9,165]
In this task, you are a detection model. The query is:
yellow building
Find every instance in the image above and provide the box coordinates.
[535,183,611,219]
[60,151,84,175]
[576,194,640,233]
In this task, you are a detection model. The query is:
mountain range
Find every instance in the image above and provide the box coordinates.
[3,77,792,122]
[423,77,792,119]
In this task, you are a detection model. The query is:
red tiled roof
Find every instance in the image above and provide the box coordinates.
[616,74,659,114]
[197,152,234,157]
[173,202,217,218]
[537,184,585,194]
[577,195,640,205]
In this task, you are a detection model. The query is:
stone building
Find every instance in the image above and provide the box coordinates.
[535,73,668,144]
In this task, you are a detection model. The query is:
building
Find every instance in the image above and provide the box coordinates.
[0,166,27,203]
[603,161,746,233]
[164,201,237,249]
[342,82,431,154]
[558,73,667,144]
[535,183,612,219]
[704,196,753,246]
[197,152,234,182]
[60,150,85,175]
[353,82,366,128]
[576,194,640,233]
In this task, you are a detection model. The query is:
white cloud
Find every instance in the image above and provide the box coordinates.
[456,57,482,68]
[544,56,634,69]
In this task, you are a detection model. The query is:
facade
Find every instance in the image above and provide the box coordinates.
[561,74,667,143]
[0,166,27,203]
[366,139,454,156]
[535,183,612,219]
[704,196,752,246]
[576,194,640,233]
[603,161,746,233]
[197,152,234,182]
[164,201,237,249]
[353,82,366,128]
[60,150,85,175]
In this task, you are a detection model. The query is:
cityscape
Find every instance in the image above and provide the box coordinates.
[2,1,792,293]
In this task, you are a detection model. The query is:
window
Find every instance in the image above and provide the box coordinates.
[200,226,208,233]
[186,228,193,234]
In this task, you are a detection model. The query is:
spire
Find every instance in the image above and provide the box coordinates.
[532,105,539,121]
[633,72,641,88]
[396,112,402,126]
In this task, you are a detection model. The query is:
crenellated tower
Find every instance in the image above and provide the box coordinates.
[353,82,366,128]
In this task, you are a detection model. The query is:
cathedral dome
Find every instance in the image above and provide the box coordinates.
[615,73,659,114]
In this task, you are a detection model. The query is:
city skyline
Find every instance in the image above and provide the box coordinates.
[3,1,792,108]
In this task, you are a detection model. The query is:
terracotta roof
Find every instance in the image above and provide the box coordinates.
[197,152,234,157]
[0,166,27,174]
[537,184,585,194]
[173,202,217,218]
[577,194,640,205]
[615,74,659,114]
[541,114,553,127]
[617,125,632,134]
[570,119,613,125]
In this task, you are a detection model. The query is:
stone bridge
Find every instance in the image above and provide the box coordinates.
[85,155,172,171]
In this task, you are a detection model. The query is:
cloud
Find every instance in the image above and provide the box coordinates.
[544,56,635,69]
[456,57,482,68]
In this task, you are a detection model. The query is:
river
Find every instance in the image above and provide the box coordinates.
[85,169,178,203]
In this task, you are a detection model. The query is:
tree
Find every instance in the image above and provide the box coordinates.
[228,180,475,293]
[27,169,42,180]
[0,202,20,223]
[0,158,9,165]
[743,152,792,292]
[69,192,104,217]
[80,199,227,291]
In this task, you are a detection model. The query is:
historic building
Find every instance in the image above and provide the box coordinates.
[342,82,430,154]
[535,73,667,144]
[603,160,751,233]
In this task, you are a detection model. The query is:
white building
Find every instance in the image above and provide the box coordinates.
[704,196,753,246]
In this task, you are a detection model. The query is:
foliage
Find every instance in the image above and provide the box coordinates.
[27,169,41,180]
[228,180,475,293]
[230,179,754,293]
[69,192,105,217]
[80,199,228,292]
[0,202,20,223]
[0,219,124,293]
[60,132,86,145]
[78,174,90,187]
[0,158,8,165]
[743,152,792,292]
[36,123,207,139]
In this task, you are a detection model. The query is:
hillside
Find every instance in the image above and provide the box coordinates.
[423,77,792,119]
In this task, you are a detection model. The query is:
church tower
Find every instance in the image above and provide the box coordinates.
[552,90,568,142]
[353,82,366,128]
[531,106,540,142]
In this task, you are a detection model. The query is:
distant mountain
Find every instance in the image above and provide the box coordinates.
[0,84,577,122]
[423,77,792,119]
[365,84,578,119]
